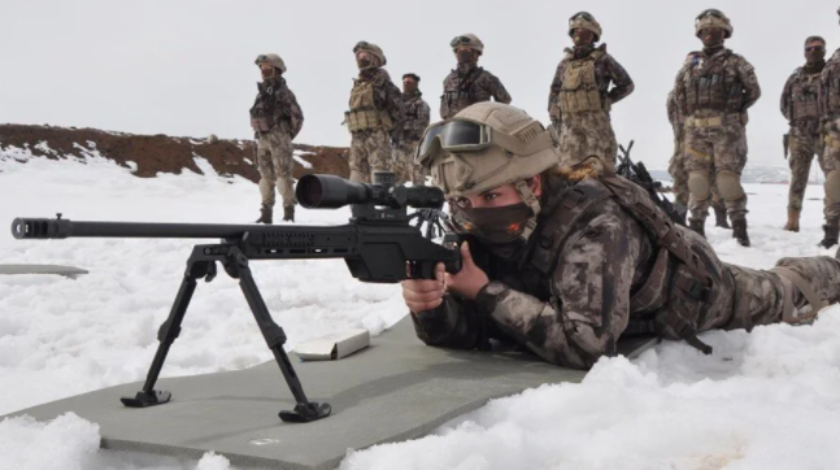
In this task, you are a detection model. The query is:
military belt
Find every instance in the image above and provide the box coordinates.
[684,114,741,128]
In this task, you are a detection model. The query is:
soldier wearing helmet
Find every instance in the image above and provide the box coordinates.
[392,73,431,186]
[816,8,840,248]
[345,41,405,183]
[440,33,512,120]
[673,9,761,247]
[402,101,840,369]
[250,53,304,224]
[548,11,634,169]
[781,36,829,235]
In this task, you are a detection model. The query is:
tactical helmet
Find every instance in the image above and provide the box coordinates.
[450,34,484,55]
[353,41,387,66]
[255,53,287,73]
[417,102,559,199]
[568,11,602,42]
[695,9,733,39]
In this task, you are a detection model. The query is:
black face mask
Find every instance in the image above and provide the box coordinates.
[457,50,475,64]
[357,58,372,69]
[805,48,826,65]
[454,203,533,259]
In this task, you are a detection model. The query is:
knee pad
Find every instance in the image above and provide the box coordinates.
[825,171,840,203]
[688,171,711,200]
[715,170,745,201]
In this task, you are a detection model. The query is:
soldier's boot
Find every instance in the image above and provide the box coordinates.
[688,218,706,238]
[713,204,731,229]
[256,204,273,225]
[282,205,295,222]
[820,221,839,249]
[783,210,801,232]
[732,219,751,247]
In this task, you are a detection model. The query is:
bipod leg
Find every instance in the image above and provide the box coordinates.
[122,248,215,408]
[223,248,331,423]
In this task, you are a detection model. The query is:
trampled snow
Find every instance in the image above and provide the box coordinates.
[2,149,840,469]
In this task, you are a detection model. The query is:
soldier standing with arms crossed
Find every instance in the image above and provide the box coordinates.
[440,34,511,120]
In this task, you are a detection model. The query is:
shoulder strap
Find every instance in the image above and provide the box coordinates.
[527,181,613,275]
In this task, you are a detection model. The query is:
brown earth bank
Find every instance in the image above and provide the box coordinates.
[0,124,350,182]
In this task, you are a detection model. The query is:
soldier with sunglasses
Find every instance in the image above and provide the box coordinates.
[673,9,761,247]
[440,34,511,120]
[548,11,634,170]
[345,41,405,183]
[781,36,828,234]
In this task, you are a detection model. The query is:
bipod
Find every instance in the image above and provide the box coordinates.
[120,243,331,423]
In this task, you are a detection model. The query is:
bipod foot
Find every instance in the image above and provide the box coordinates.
[121,390,172,408]
[279,402,332,423]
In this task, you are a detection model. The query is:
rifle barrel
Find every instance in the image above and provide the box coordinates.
[11,218,301,240]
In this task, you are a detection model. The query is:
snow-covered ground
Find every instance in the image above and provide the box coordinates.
[2,148,840,470]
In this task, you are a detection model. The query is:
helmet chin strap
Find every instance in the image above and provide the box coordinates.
[514,179,541,242]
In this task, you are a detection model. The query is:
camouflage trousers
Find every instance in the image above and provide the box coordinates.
[392,141,427,186]
[555,111,617,170]
[819,120,840,222]
[256,127,296,208]
[683,115,748,222]
[669,133,726,211]
[349,129,393,183]
[787,130,826,212]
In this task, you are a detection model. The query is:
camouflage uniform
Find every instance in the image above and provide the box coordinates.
[346,68,404,183]
[781,64,826,220]
[667,91,689,207]
[392,90,430,185]
[250,76,304,210]
[412,171,840,369]
[548,45,634,169]
[440,64,511,120]
[673,48,761,228]
[818,48,840,243]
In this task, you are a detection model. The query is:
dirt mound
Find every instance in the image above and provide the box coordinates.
[0,124,349,182]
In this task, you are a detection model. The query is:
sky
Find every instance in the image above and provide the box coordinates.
[2,0,840,170]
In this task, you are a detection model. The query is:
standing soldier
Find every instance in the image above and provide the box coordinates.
[393,73,431,185]
[818,12,840,248]
[548,11,634,169]
[250,53,303,224]
[345,41,405,183]
[668,89,730,228]
[440,34,511,120]
[782,36,828,233]
[673,9,760,246]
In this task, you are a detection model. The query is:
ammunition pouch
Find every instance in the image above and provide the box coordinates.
[559,55,604,115]
[345,108,393,133]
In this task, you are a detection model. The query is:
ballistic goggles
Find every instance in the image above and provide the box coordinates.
[353,41,371,53]
[416,119,553,167]
[569,11,595,23]
[450,35,477,48]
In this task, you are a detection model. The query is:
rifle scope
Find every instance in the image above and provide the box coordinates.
[296,172,445,210]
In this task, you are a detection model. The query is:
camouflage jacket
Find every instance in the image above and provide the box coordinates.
[440,64,512,120]
[673,48,761,118]
[666,90,683,136]
[349,68,405,136]
[400,91,431,143]
[547,45,634,123]
[819,50,840,121]
[411,172,736,369]
[781,64,823,135]
[249,76,304,138]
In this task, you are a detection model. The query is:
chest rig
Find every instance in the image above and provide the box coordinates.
[681,50,743,116]
[559,50,606,116]
[523,176,722,354]
[824,52,840,117]
[441,67,490,118]
[346,76,393,133]
[250,79,289,133]
[790,69,821,126]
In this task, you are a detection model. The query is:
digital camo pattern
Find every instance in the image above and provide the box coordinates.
[256,127,296,207]
[440,64,511,120]
[349,129,392,183]
[410,174,840,369]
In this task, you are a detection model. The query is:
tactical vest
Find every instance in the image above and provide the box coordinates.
[681,50,744,116]
[345,79,393,133]
[526,176,721,354]
[250,80,290,133]
[826,51,840,116]
[403,96,425,141]
[559,51,606,115]
[790,70,820,124]
[441,68,492,119]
